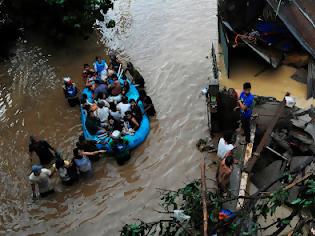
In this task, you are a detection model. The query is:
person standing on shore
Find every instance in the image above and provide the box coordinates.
[238,82,254,144]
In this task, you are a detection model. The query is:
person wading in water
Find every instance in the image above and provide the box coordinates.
[29,165,54,198]
[29,136,56,165]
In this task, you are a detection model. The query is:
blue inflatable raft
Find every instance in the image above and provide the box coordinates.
[80,80,150,152]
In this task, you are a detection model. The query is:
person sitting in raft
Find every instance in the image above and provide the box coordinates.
[29,136,56,165]
[95,92,110,108]
[85,111,105,135]
[109,74,122,96]
[109,102,122,121]
[117,96,131,117]
[93,80,109,98]
[138,90,156,117]
[80,94,93,107]
[93,56,108,78]
[130,99,142,123]
[121,76,130,96]
[63,77,79,107]
[217,131,235,160]
[82,64,95,81]
[106,64,115,84]
[124,111,140,132]
[108,116,123,132]
[109,130,131,165]
[94,101,110,127]
[55,158,79,186]
[29,165,54,198]
[217,155,234,192]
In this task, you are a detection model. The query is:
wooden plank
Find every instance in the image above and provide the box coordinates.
[310,60,315,98]
[245,99,286,173]
[307,60,315,99]
[236,122,255,210]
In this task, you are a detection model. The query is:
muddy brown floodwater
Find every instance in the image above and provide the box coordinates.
[0,0,217,235]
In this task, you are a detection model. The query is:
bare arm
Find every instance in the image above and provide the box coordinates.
[80,150,106,156]
[131,118,140,130]
[238,100,247,111]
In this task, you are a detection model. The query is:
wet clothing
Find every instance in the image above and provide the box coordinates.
[29,140,55,165]
[217,138,234,159]
[85,116,101,135]
[140,96,156,116]
[109,138,130,165]
[76,140,100,161]
[77,140,98,153]
[74,156,92,174]
[57,161,79,185]
[29,168,53,194]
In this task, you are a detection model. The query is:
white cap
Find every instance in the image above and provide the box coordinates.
[63,77,71,83]
[111,130,121,139]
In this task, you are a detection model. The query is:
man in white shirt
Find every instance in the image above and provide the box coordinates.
[117,97,131,117]
[217,131,235,159]
[94,101,110,126]
[29,165,54,198]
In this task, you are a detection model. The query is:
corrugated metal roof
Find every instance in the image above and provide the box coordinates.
[266,0,315,58]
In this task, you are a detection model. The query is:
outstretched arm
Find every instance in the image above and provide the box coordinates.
[80,150,106,156]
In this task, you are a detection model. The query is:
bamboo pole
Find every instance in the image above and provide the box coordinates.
[200,156,208,236]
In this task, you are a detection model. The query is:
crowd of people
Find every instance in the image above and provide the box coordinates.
[29,54,156,199]
[216,82,254,191]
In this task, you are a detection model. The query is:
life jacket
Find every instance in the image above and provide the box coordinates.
[66,85,77,97]
[111,140,127,153]
[94,60,106,73]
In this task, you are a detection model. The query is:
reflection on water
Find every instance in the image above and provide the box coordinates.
[0,0,215,235]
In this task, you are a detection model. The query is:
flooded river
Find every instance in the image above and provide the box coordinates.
[0,0,216,235]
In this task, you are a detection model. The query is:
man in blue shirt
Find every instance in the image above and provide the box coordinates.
[238,82,254,144]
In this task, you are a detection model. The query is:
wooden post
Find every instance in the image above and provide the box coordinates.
[200,156,208,236]
[307,59,315,98]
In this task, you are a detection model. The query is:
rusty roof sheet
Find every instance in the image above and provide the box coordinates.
[266,0,315,58]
